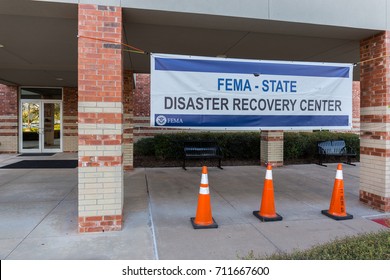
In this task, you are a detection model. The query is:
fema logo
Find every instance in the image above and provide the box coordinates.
[156,115,167,126]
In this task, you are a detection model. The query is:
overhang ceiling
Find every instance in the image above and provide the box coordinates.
[0,0,384,87]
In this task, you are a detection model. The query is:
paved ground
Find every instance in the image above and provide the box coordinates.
[0,153,388,260]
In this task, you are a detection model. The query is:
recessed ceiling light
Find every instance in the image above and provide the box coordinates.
[56,78,63,81]
[0,44,4,48]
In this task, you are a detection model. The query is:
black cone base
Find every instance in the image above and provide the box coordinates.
[253,211,283,222]
[190,217,218,229]
[321,210,353,220]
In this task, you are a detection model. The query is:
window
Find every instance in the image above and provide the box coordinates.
[20,87,62,100]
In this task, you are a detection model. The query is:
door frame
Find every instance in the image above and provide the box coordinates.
[19,99,63,153]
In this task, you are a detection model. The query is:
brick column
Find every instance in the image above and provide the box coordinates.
[0,85,18,153]
[78,4,124,232]
[123,70,134,171]
[260,130,283,167]
[359,31,390,212]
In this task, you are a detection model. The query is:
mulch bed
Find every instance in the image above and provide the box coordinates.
[371,218,390,228]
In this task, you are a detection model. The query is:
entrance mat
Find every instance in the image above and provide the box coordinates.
[1,160,78,169]
[18,153,56,157]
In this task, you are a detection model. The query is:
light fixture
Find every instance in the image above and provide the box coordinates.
[55,78,63,81]
[0,44,4,48]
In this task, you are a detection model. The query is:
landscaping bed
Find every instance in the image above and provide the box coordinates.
[243,230,390,260]
[134,131,360,168]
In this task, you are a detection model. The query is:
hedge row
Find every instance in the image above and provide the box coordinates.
[134,131,360,162]
[134,132,260,160]
[243,230,390,260]
[284,131,360,162]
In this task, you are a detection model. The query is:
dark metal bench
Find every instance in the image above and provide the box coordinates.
[317,140,357,167]
[183,141,223,170]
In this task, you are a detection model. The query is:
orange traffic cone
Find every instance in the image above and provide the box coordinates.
[191,166,218,229]
[321,164,353,220]
[253,164,283,222]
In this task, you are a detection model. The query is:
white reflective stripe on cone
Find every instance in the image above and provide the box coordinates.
[199,187,210,195]
[335,170,343,180]
[265,170,272,180]
[201,174,208,185]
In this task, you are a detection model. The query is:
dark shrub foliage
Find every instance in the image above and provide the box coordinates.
[134,131,359,163]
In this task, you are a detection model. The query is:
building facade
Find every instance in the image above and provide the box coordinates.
[0,0,389,232]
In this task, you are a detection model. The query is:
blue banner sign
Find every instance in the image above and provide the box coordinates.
[151,53,353,130]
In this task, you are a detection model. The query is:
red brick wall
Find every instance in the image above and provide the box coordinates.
[133,73,152,138]
[360,32,390,148]
[63,87,78,121]
[134,74,150,117]
[123,71,134,116]
[133,73,182,139]
[0,85,18,117]
[123,70,134,170]
[63,87,78,152]
[360,33,390,109]
[78,4,124,232]
[352,81,360,131]
[359,191,390,212]
[0,85,18,153]
[359,31,390,212]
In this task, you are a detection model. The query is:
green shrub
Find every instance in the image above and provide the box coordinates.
[284,131,360,162]
[283,132,310,160]
[242,230,390,260]
[137,132,260,160]
[134,137,155,156]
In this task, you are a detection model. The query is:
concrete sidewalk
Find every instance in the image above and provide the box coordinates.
[0,154,388,260]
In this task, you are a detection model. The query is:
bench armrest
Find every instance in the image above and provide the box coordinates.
[340,146,347,154]
[345,145,357,155]
[217,146,223,156]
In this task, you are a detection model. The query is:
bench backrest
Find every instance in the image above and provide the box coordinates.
[318,140,346,155]
[184,141,220,156]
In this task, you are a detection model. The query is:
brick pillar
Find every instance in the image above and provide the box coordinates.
[359,31,390,212]
[63,87,78,152]
[0,85,18,153]
[78,4,124,232]
[260,130,283,167]
[123,70,134,170]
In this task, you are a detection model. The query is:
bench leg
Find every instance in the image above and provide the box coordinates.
[218,159,223,170]
[344,156,356,166]
[182,159,187,171]
[316,156,327,167]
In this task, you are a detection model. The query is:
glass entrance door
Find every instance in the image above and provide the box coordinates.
[21,101,40,151]
[20,101,62,153]
[43,102,61,151]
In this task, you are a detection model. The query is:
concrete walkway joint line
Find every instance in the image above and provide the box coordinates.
[145,170,160,260]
